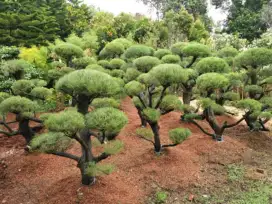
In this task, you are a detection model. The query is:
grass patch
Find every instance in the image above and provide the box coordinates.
[227,164,245,181]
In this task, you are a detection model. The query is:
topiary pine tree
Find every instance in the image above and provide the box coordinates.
[0,79,52,147]
[183,57,248,141]
[30,70,128,185]
[125,64,191,153]
[234,48,272,130]
[54,43,84,67]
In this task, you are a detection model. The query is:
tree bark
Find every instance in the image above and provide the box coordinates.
[150,122,161,153]
[137,107,147,127]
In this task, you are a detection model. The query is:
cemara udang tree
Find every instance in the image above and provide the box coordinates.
[31,69,128,185]
[125,64,191,153]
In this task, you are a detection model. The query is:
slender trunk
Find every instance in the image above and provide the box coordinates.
[137,107,147,127]
[150,122,161,153]
[78,128,95,186]
[77,94,96,185]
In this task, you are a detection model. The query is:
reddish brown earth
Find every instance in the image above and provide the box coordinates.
[0,97,269,204]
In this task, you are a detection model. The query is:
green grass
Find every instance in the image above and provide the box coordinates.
[227,164,245,181]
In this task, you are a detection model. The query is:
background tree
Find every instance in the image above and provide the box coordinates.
[125,63,191,153]
[234,48,272,130]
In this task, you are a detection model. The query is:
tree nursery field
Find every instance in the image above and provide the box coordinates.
[0,0,272,203]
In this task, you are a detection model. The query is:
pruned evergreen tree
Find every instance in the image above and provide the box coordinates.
[31,70,128,185]
[125,64,191,153]
[234,48,272,130]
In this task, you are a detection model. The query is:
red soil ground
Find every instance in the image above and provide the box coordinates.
[0,97,260,204]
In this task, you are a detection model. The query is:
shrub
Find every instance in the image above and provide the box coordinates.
[133,56,161,73]
[195,57,230,74]
[154,49,172,59]
[124,45,154,59]
[161,54,181,64]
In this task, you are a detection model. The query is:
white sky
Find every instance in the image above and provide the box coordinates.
[84,0,226,23]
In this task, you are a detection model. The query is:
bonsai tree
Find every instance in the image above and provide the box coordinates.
[217,46,239,67]
[124,45,154,60]
[183,57,246,141]
[99,41,125,60]
[154,49,172,59]
[31,70,128,185]
[54,43,84,67]
[234,48,272,130]
[185,73,246,141]
[0,59,52,148]
[125,64,191,153]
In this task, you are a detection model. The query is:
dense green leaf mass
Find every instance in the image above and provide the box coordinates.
[11,80,34,96]
[125,81,145,96]
[56,70,120,97]
[195,57,230,74]
[0,59,30,79]
[0,92,10,104]
[183,43,211,57]
[234,48,272,68]
[137,73,159,87]
[154,49,172,59]
[143,108,161,123]
[86,107,128,133]
[54,43,84,61]
[109,58,126,69]
[149,64,188,87]
[196,73,229,91]
[124,68,141,83]
[169,128,191,144]
[30,87,52,100]
[171,42,188,56]
[159,95,182,112]
[237,99,262,112]
[91,98,120,109]
[161,54,181,64]
[124,45,154,59]
[99,42,125,59]
[0,96,37,115]
[72,57,96,69]
[133,56,161,73]
[43,109,85,134]
[31,132,72,153]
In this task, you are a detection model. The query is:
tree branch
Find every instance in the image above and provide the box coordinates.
[189,119,214,137]
[74,133,89,150]
[137,95,147,108]
[0,129,20,137]
[186,56,197,68]
[162,143,178,148]
[137,135,155,145]
[28,117,43,123]
[94,152,110,163]
[51,152,80,162]
[0,121,13,133]
[223,116,245,129]
[155,86,168,109]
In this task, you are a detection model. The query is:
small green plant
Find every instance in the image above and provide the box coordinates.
[155,191,168,204]
[227,164,245,181]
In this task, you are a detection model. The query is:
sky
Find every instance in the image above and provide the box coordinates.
[84,0,227,23]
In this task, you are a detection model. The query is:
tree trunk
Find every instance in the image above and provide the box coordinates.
[204,108,224,141]
[150,122,161,153]
[76,94,96,185]
[182,90,192,105]
[79,128,95,185]
[137,107,147,127]
[17,116,34,145]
